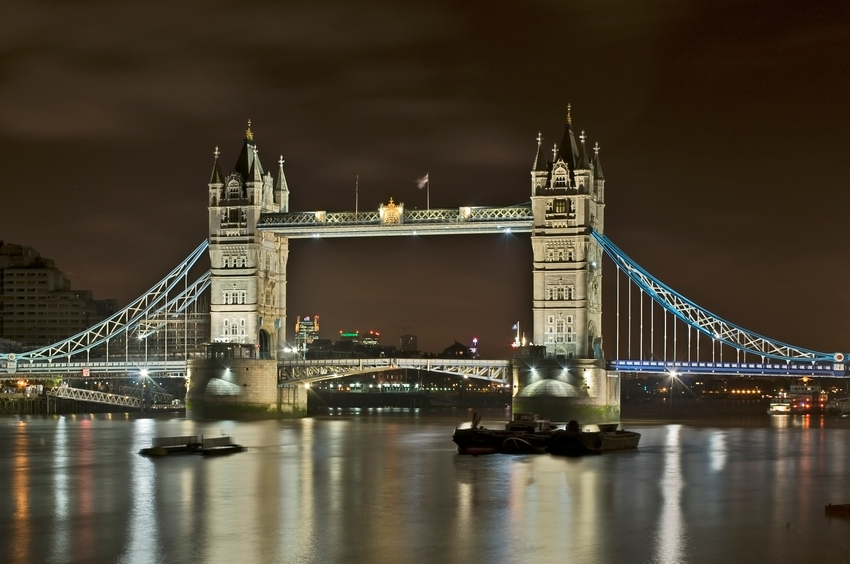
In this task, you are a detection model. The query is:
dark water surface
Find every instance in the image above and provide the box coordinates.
[2,409,850,564]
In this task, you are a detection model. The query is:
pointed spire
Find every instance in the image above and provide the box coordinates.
[577,130,590,169]
[249,145,264,184]
[532,132,548,171]
[593,142,604,180]
[209,145,224,184]
[556,104,578,170]
[234,120,257,182]
[275,154,290,212]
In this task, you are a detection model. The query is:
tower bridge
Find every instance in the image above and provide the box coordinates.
[1,110,846,419]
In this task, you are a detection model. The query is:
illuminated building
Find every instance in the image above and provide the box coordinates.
[361,330,380,346]
[294,315,320,350]
[339,331,359,343]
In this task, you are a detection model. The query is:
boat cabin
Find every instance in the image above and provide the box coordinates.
[505,413,557,433]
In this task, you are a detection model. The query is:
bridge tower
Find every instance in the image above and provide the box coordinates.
[514,108,617,423]
[530,106,605,360]
[207,121,290,359]
[188,122,305,418]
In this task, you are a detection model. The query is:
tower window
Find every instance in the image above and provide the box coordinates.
[554,199,567,213]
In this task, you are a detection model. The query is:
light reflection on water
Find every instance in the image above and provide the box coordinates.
[1,413,850,564]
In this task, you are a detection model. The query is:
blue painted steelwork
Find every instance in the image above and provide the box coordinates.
[610,359,848,378]
[1,241,209,371]
[592,231,843,363]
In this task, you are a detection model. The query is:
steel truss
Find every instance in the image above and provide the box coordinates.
[278,358,512,384]
[136,271,212,338]
[1,241,209,371]
[257,205,533,238]
[48,386,144,408]
[592,231,839,363]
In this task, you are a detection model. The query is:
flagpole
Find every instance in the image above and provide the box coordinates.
[355,175,359,215]
[427,173,430,210]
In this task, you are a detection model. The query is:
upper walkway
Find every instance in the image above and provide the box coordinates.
[257,205,533,238]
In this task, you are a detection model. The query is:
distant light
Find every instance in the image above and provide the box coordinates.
[504,228,511,233]
[140,369,149,378]
[304,383,310,389]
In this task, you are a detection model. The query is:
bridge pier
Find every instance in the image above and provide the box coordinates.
[512,349,620,423]
[186,344,306,419]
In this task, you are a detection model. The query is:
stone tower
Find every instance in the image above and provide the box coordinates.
[530,107,605,360]
[207,121,290,359]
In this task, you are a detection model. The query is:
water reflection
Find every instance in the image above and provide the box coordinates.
[654,425,686,564]
[118,418,160,564]
[709,430,726,473]
[49,417,69,563]
[13,420,30,564]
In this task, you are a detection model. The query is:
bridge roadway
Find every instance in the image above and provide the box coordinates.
[612,359,849,377]
[278,358,512,384]
[6,357,849,381]
[256,205,533,238]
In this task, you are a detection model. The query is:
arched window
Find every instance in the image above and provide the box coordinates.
[554,199,567,213]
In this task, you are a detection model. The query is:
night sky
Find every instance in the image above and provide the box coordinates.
[3,1,850,359]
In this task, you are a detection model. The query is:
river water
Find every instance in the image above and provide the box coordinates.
[2,408,850,564]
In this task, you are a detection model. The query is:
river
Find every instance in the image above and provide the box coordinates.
[1,408,849,564]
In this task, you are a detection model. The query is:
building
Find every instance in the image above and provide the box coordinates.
[0,241,116,348]
[361,330,380,346]
[530,106,605,359]
[399,334,417,353]
[294,315,320,351]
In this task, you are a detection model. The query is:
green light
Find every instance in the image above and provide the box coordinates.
[340,332,358,338]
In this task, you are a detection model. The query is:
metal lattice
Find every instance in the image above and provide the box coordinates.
[592,231,838,363]
[0,241,209,365]
[279,358,511,383]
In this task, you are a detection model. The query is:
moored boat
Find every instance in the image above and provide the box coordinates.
[452,413,558,455]
[452,413,640,456]
[139,434,245,457]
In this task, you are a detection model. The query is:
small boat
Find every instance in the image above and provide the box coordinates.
[452,413,640,456]
[139,435,203,456]
[139,434,245,457]
[825,504,850,519]
[199,435,246,456]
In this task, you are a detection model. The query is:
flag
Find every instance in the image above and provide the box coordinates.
[416,173,429,189]
[511,323,518,330]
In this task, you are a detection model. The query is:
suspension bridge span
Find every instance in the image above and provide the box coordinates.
[1,112,845,419]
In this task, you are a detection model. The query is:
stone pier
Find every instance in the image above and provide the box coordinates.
[186,343,306,419]
[512,349,620,423]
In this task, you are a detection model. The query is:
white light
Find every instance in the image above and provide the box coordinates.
[140,369,149,378]
[304,383,310,389]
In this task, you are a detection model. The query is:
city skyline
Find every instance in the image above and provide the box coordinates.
[3,1,850,357]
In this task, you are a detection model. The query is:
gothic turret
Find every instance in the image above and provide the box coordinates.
[555,105,579,173]
[275,155,290,212]
[592,142,605,204]
[531,133,549,196]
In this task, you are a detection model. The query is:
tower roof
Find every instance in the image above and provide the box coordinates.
[556,105,578,170]
[234,119,258,182]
